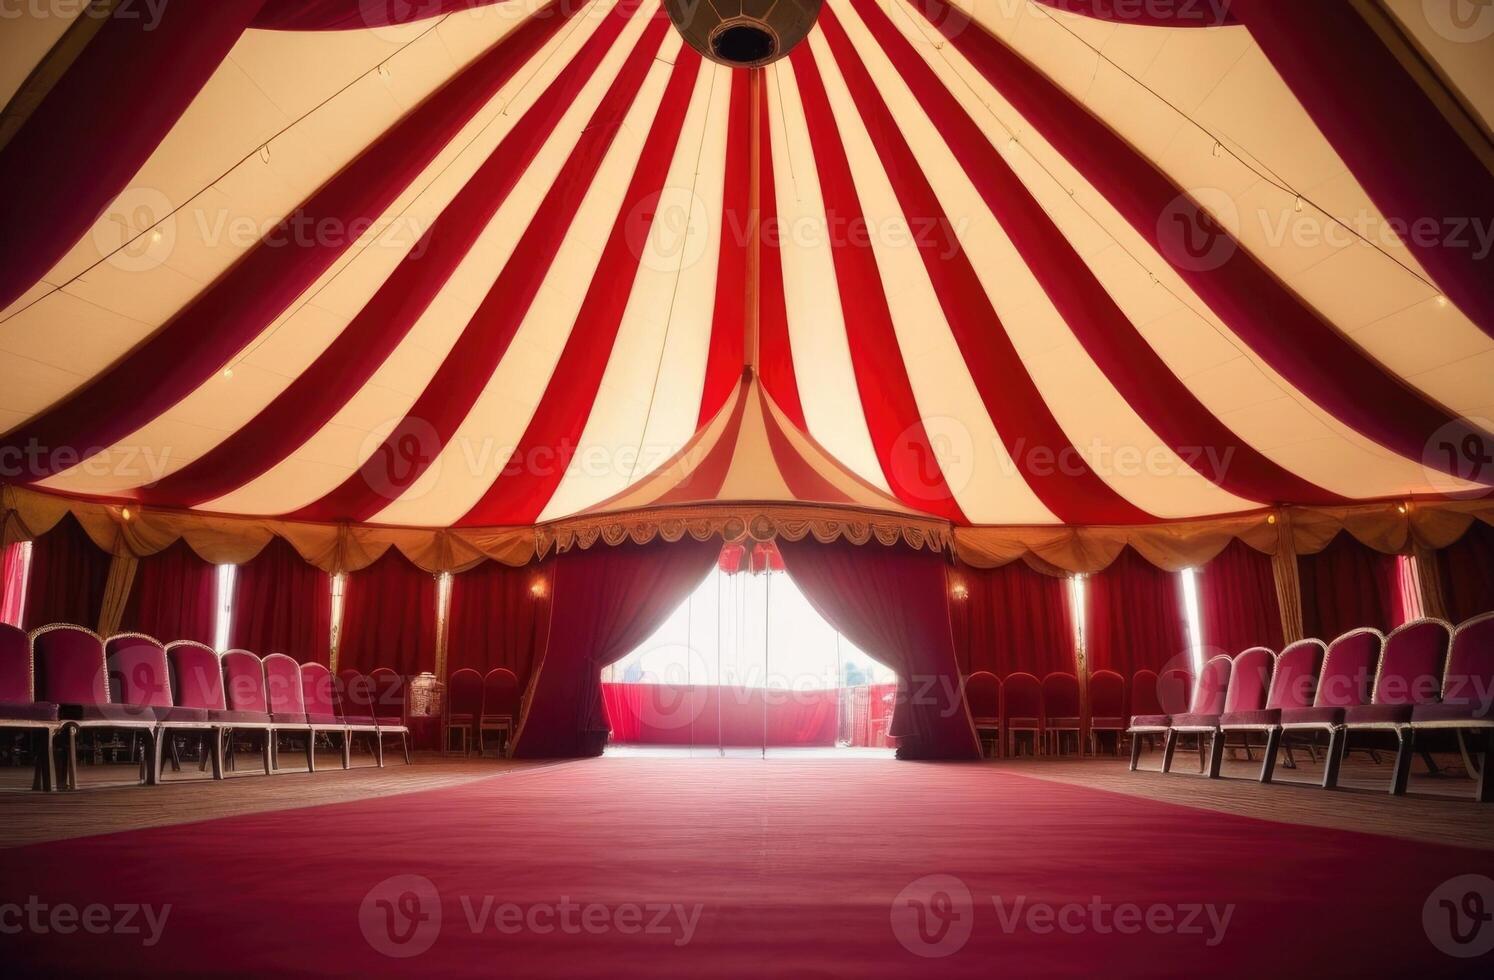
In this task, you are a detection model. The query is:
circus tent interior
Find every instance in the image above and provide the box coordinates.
[2,0,1494,975]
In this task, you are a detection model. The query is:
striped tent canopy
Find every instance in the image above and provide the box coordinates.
[2,0,1492,548]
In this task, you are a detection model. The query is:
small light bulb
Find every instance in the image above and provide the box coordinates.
[1435,294,1449,308]
[150,229,163,243]
[1267,514,1277,525]
[1397,502,1409,515]
[121,507,132,521]
[1294,196,1304,213]
[222,367,234,379]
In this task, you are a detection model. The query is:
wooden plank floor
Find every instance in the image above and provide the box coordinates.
[1,745,1489,852]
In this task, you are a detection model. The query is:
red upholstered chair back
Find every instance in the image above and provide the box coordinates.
[337,669,377,720]
[369,668,406,723]
[105,634,173,709]
[963,671,1000,723]
[1158,668,1192,715]
[1002,672,1042,720]
[1268,639,1325,710]
[1128,670,1161,716]
[1444,613,1494,710]
[33,624,107,705]
[300,662,339,725]
[1373,618,1452,706]
[448,668,483,719]
[1223,647,1274,714]
[1041,672,1080,718]
[222,650,269,713]
[0,622,33,703]
[166,642,225,711]
[1190,656,1232,716]
[482,668,521,718]
[263,653,306,716]
[1315,628,1382,708]
[1088,670,1125,720]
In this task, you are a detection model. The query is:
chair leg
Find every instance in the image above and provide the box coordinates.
[168,735,182,773]
[33,729,56,791]
[1259,728,1281,784]
[375,732,386,768]
[263,731,274,775]
[402,731,411,765]
[306,730,317,773]
[149,730,165,786]
[1476,730,1493,804]
[1322,728,1345,789]
[1161,730,1178,773]
[210,728,224,780]
[1419,749,1441,777]
[1390,728,1415,796]
[1129,733,1142,771]
[1207,731,1225,779]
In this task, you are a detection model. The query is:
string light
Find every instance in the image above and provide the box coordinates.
[222,367,234,379]
[1397,502,1409,515]
[1435,295,1450,309]
[530,578,547,599]
[120,507,133,521]
[950,582,969,601]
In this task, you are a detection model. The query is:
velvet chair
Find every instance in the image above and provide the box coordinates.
[1087,670,1126,756]
[219,649,274,775]
[263,653,314,773]
[444,667,483,755]
[0,622,59,790]
[300,662,351,772]
[1220,640,1323,783]
[1161,655,1233,776]
[1127,667,1193,771]
[1002,672,1043,757]
[369,667,411,765]
[478,668,521,757]
[1279,627,1380,789]
[334,669,385,767]
[165,641,229,779]
[1345,618,1452,795]
[964,671,1002,758]
[107,634,216,783]
[34,624,159,790]
[1411,612,1494,802]
[1041,672,1082,755]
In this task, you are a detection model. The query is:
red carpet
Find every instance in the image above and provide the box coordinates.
[5,759,1492,976]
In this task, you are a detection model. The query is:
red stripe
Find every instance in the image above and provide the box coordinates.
[1,0,583,482]
[1029,0,1237,27]
[657,375,753,506]
[759,388,854,505]
[849,0,1341,508]
[293,11,672,522]
[458,51,705,526]
[789,46,967,524]
[142,3,640,507]
[756,82,805,431]
[910,0,1493,487]
[698,71,750,427]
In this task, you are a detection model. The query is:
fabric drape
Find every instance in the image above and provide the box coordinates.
[777,537,979,760]
[1086,546,1189,678]
[950,561,1075,678]
[1299,531,1397,640]
[117,540,217,645]
[446,560,552,681]
[1198,538,1284,656]
[230,536,332,664]
[22,514,110,631]
[336,549,436,675]
[1437,521,1494,624]
[1,542,29,627]
[512,538,721,758]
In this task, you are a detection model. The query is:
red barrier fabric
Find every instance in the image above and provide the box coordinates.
[1298,532,1397,639]
[512,538,721,758]
[337,549,437,675]
[22,514,109,632]
[117,541,217,646]
[601,683,839,747]
[777,537,980,760]
[1086,547,1189,676]
[230,537,332,664]
[445,560,552,681]
[1438,520,1494,623]
[1197,538,1284,657]
[0,542,29,628]
[950,561,1076,678]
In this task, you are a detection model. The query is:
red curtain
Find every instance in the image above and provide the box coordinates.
[118,540,218,645]
[512,538,721,758]
[446,560,552,682]
[1438,521,1494,624]
[1086,547,1189,678]
[777,537,980,760]
[601,684,839,747]
[1198,538,1283,656]
[337,549,437,675]
[1,542,29,627]
[230,537,332,664]
[950,561,1075,677]
[1298,532,1397,639]
[22,515,110,631]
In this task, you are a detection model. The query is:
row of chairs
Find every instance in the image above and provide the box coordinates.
[442,667,521,756]
[0,622,411,790]
[965,669,1159,757]
[1127,613,1494,801]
